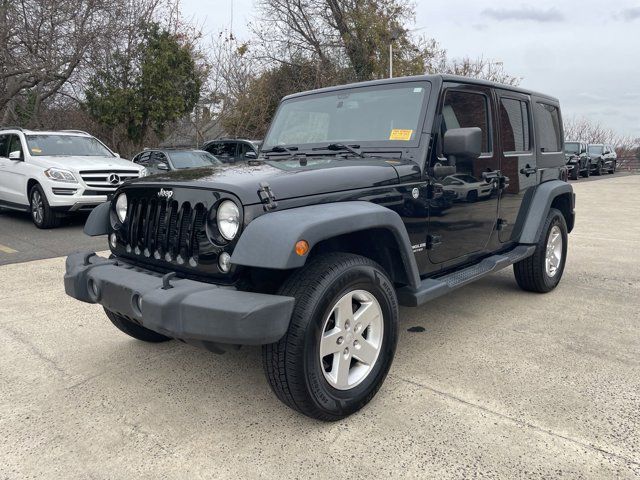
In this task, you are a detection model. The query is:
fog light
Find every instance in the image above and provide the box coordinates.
[219,252,231,273]
[109,233,117,249]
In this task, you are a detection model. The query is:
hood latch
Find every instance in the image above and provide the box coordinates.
[258,182,278,211]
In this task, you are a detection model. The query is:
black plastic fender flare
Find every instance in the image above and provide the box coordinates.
[83,202,110,236]
[231,201,421,289]
[519,180,574,244]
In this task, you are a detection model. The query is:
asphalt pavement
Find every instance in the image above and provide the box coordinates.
[0,173,639,479]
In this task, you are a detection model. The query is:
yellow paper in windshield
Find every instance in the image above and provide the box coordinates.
[31,147,42,153]
[389,129,413,141]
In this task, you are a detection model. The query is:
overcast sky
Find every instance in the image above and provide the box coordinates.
[182,0,640,138]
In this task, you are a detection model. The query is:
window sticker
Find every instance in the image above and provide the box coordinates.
[31,147,42,153]
[389,129,413,141]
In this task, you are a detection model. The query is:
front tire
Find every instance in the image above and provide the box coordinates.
[570,165,579,180]
[513,208,568,293]
[594,161,604,176]
[608,161,616,174]
[262,253,399,421]
[581,163,591,178]
[29,184,61,229]
[104,308,172,343]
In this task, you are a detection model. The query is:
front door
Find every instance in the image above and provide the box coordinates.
[0,134,28,205]
[428,84,500,264]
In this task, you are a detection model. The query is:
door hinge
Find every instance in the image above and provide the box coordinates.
[258,182,278,211]
[426,234,442,249]
[497,218,509,231]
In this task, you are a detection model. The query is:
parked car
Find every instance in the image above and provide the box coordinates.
[132,149,221,174]
[202,138,261,163]
[442,174,495,201]
[65,75,574,420]
[0,128,142,228]
[588,143,617,175]
[564,141,590,179]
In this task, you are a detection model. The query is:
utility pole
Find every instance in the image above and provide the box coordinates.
[389,28,401,79]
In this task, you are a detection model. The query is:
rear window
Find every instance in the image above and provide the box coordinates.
[535,103,562,153]
[499,98,531,153]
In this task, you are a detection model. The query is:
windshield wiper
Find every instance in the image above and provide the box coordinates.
[262,145,299,156]
[312,143,365,158]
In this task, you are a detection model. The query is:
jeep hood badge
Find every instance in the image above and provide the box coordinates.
[157,188,173,199]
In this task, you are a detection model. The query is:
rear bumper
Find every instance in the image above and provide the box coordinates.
[64,252,295,345]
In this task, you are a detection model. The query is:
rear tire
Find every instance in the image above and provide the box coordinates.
[29,184,61,229]
[262,253,399,421]
[104,308,172,343]
[514,208,568,293]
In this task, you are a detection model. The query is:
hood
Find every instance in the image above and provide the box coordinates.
[127,156,408,205]
[29,155,141,171]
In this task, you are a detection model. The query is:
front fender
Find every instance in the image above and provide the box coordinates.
[231,201,421,288]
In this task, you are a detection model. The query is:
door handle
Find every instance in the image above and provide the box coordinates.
[520,165,537,177]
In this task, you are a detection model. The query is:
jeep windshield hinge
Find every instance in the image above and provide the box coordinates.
[258,182,278,211]
[426,234,442,249]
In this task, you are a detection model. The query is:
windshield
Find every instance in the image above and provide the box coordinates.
[565,142,580,154]
[26,135,113,157]
[589,145,603,155]
[263,82,431,151]
[169,151,221,169]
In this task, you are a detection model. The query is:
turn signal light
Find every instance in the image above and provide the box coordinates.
[295,240,309,256]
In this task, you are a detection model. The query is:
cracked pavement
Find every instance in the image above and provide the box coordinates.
[1,175,639,479]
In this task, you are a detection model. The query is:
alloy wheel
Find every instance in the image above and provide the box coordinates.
[319,289,384,390]
[545,225,563,277]
[31,190,44,225]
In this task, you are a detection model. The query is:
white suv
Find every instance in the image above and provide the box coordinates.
[0,128,144,228]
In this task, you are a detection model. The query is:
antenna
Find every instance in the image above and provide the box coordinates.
[230,0,234,39]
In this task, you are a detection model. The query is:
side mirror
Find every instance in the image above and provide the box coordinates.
[157,162,170,171]
[8,151,22,161]
[443,127,482,160]
[245,151,257,159]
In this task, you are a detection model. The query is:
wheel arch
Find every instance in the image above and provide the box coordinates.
[27,178,40,197]
[519,180,575,244]
[231,202,421,289]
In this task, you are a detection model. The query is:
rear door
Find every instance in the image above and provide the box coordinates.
[495,91,537,243]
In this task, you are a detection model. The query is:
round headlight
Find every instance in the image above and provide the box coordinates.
[115,193,128,223]
[217,200,240,240]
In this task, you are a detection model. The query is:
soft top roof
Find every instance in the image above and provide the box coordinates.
[282,74,559,104]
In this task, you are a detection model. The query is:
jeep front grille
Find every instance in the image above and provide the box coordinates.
[79,169,140,190]
[125,197,207,267]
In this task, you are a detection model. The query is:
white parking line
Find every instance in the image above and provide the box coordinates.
[0,243,18,253]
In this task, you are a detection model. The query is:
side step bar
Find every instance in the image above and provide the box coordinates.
[397,245,536,307]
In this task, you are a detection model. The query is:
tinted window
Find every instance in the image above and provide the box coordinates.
[442,90,490,153]
[0,134,9,157]
[8,135,23,155]
[206,142,236,158]
[237,142,254,158]
[536,103,562,152]
[500,98,531,153]
[135,151,151,165]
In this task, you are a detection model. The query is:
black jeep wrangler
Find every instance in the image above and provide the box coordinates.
[564,141,590,179]
[64,75,575,420]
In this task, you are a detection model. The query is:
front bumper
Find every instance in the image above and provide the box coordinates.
[64,252,295,345]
